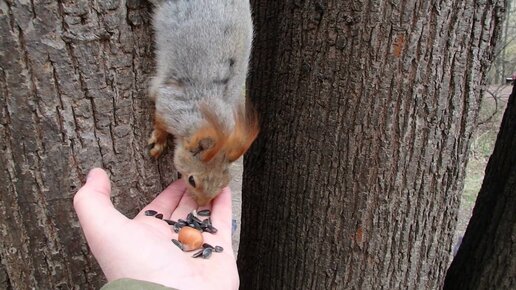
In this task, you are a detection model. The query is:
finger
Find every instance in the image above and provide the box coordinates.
[73,168,127,235]
[170,190,198,222]
[209,187,233,242]
[138,179,187,219]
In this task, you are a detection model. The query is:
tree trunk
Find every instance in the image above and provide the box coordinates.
[238,0,506,289]
[0,1,176,289]
[444,83,516,290]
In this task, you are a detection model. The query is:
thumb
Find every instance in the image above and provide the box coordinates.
[74,168,126,235]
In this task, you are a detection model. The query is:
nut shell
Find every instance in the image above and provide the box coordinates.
[178,226,203,251]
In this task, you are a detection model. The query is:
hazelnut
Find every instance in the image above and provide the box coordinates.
[178,226,204,251]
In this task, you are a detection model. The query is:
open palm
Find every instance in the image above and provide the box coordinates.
[74,168,238,290]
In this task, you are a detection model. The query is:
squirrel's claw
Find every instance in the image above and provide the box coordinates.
[148,129,167,158]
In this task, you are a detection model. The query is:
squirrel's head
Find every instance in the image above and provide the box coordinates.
[174,104,259,206]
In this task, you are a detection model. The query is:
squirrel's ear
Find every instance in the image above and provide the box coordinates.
[224,104,260,162]
[184,105,227,162]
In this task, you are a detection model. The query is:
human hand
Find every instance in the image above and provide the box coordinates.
[73,168,238,290]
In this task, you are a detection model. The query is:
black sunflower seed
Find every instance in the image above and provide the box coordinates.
[155,213,163,219]
[192,249,204,258]
[144,210,157,216]
[172,239,184,251]
[173,224,180,233]
[205,225,218,234]
[186,213,193,223]
[202,247,213,259]
[197,209,211,217]
[192,215,202,224]
[202,243,214,249]
[164,219,176,225]
[191,220,202,230]
[214,246,223,253]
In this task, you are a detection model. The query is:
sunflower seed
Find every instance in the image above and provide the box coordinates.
[173,224,180,233]
[186,213,193,223]
[164,219,176,225]
[197,209,211,217]
[144,210,157,216]
[202,243,214,249]
[191,220,202,230]
[205,225,218,234]
[214,246,223,253]
[202,247,213,259]
[192,215,202,224]
[155,213,163,219]
[192,249,204,258]
[172,239,184,251]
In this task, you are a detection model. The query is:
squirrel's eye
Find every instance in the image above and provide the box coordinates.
[188,176,196,188]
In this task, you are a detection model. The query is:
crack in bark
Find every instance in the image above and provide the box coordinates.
[3,0,16,33]
[88,96,109,171]
[49,58,67,143]
[28,0,35,19]
[0,103,37,288]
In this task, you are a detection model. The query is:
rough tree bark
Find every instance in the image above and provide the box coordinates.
[0,1,177,289]
[444,83,515,290]
[238,0,506,289]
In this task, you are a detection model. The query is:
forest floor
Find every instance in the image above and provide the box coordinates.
[452,84,513,257]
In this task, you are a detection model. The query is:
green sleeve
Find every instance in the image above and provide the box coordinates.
[100,278,178,290]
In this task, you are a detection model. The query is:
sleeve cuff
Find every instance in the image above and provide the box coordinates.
[100,278,177,290]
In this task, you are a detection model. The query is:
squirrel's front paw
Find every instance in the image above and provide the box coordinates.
[148,130,167,158]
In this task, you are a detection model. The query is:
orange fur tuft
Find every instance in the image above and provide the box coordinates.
[185,103,259,163]
[224,104,260,162]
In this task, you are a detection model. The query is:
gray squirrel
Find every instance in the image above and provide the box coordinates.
[147,0,259,206]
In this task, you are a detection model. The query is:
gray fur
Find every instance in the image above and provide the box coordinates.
[151,0,252,137]
[149,0,253,205]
